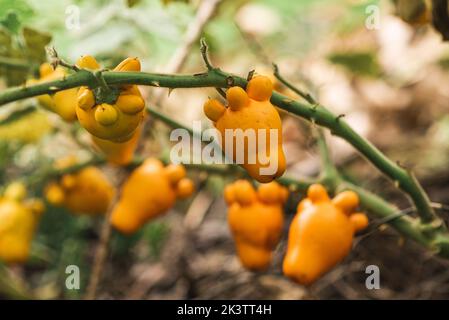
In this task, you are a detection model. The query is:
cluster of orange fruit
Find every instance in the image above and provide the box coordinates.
[29,56,145,165]
[225,181,368,285]
[1,59,370,286]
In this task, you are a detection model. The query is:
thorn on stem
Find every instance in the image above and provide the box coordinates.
[396,160,414,171]
[200,38,214,70]
[215,88,226,99]
[46,46,80,72]
[193,72,208,77]
[247,70,255,81]
[226,76,235,87]
[272,63,279,75]
[336,114,346,121]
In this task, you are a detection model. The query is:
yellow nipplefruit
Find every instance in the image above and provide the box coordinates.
[75,56,145,142]
[0,183,44,264]
[283,184,369,285]
[110,159,195,234]
[27,63,78,122]
[44,166,114,216]
[225,180,287,271]
[91,125,142,166]
[3,182,27,201]
[203,76,286,183]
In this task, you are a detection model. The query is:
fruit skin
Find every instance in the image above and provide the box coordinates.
[45,166,114,216]
[225,180,288,271]
[0,183,44,264]
[110,159,195,234]
[283,184,369,286]
[75,56,145,142]
[28,63,78,122]
[203,75,286,183]
[91,124,142,166]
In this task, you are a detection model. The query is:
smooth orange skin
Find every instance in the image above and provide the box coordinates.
[0,200,34,263]
[0,190,44,264]
[283,184,368,286]
[110,159,195,234]
[45,167,114,216]
[92,125,142,166]
[226,180,287,271]
[203,76,286,183]
[28,63,78,122]
[75,56,145,141]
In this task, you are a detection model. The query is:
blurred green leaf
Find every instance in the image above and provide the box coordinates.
[22,27,52,61]
[127,0,142,7]
[0,0,33,23]
[0,264,32,299]
[0,29,12,52]
[110,229,142,258]
[0,25,51,85]
[0,11,21,34]
[143,222,169,259]
[327,51,381,78]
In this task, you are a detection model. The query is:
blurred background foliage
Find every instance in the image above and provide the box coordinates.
[2,0,449,299]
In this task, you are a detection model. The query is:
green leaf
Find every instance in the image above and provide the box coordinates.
[127,0,142,7]
[0,11,21,34]
[22,26,52,62]
[0,0,33,23]
[143,222,169,258]
[0,29,12,54]
[327,51,382,78]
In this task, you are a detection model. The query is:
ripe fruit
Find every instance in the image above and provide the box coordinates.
[283,184,369,285]
[203,75,286,183]
[110,159,195,234]
[28,63,78,122]
[0,182,44,264]
[45,166,114,216]
[91,125,142,166]
[75,56,145,142]
[225,180,288,271]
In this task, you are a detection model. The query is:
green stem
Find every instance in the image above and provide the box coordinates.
[273,63,316,105]
[339,181,449,258]
[269,90,436,223]
[315,128,340,188]
[0,66,436,223]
